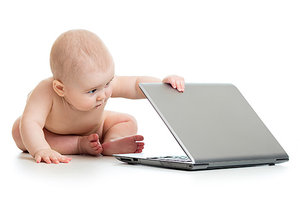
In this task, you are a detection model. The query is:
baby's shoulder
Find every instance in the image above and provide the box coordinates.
[29,77,55,100]
[35,77,53,91]
[24,78,55,113]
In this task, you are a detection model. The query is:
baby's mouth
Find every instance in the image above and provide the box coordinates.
[95,104,102,108]
[95,98,109,108]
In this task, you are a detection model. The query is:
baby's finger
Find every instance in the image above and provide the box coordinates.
[176,80,183,92]
[43,156,51,164]
[181,81,185,91]
[177,80,182,90]
[35,155,42,163]
[50,156,59,164]
[179,81,185,92]
[59,156,72,163]
[170,79,176,88]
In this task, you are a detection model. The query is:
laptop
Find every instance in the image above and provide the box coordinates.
[113,83,289,170]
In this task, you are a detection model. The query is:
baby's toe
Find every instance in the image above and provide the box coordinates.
[90,141,99,148]
[137,144,144,150]
[92,145,101,150]
[135,149,143,153]
[95,147,103,154]
[88,133,99,142]
[133,135,144,141]
[137,142,144,147]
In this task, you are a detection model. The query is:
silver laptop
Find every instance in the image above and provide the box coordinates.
[113,83,289,170]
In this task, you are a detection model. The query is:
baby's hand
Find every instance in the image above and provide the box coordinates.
[162,75,185,92]
[34,148,72,164]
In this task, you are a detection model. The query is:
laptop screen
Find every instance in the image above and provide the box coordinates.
[139,83,288,164]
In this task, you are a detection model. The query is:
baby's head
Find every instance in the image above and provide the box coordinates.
[50,29,115,111]
[50,29,114,83]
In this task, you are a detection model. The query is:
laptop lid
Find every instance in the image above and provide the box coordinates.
[139,83,289,164]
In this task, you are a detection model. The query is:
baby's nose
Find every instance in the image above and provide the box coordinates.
[96,96,104,101]
[97,92,106,101]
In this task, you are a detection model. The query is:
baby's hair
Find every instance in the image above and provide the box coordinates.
[50,29,113,83]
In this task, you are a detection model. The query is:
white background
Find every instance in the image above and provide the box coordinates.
[0,0,299,203]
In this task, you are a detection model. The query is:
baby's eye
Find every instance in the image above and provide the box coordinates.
[88,89,97,94]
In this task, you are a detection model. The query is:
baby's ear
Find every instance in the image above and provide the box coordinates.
[53,80,65,97]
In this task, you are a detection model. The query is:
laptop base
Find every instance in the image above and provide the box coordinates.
[114,155,288,171]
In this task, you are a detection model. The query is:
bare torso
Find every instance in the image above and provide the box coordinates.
[43,78,106,136]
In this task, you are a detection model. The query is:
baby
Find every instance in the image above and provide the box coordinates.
[12,29,185,164]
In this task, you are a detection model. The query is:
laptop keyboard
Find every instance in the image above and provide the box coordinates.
[147,156,191,162]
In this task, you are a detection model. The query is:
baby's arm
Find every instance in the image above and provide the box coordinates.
[20,80,70,164]
[112,75,185,99]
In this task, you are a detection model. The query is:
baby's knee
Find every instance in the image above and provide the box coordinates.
[12,117,26,151]
[125,114,137,124]
[122,114,138,130]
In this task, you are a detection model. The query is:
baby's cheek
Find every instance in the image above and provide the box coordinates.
[79,99,95,110]
[106,89,113,98]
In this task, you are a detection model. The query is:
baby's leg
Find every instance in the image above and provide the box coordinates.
[43,129,103,155]
[12,117,102,156]
[101,111,144,155]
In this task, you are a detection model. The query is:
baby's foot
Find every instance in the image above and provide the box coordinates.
[102,135,144,155]
[77,133,103,156]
